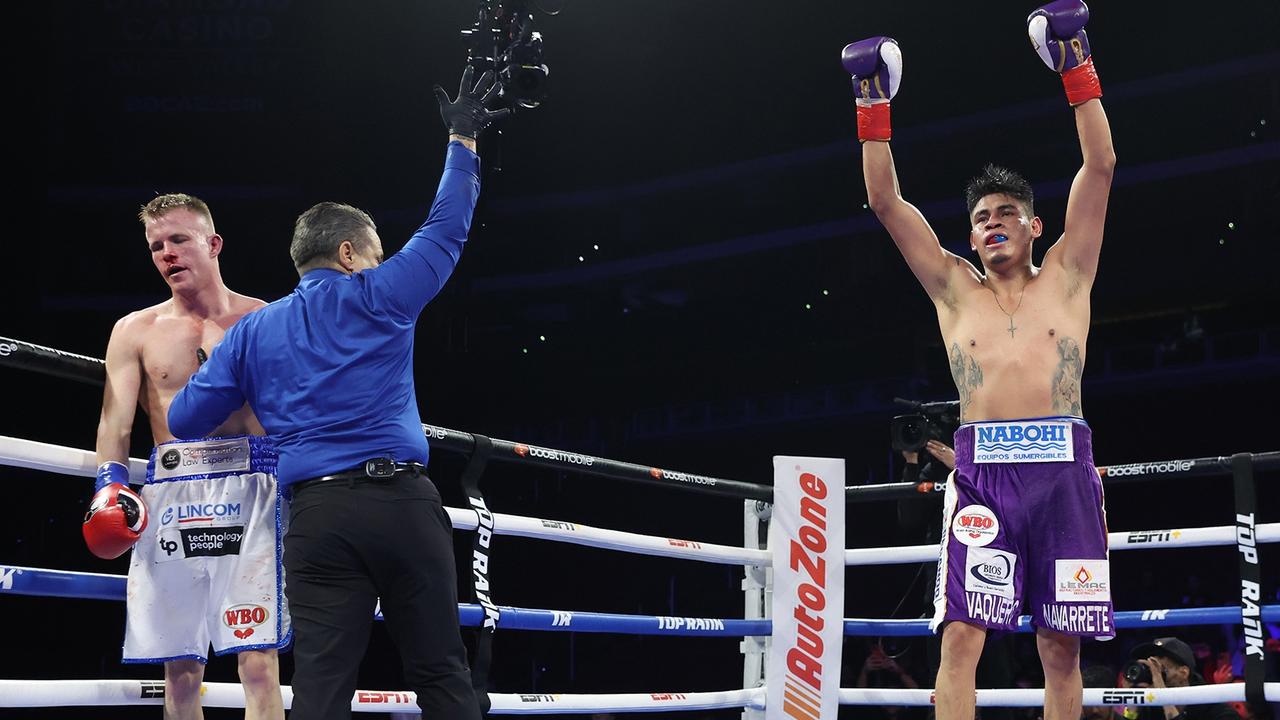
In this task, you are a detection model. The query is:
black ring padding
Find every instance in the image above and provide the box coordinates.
[1231,452,1266,707]
[0,336,105,386]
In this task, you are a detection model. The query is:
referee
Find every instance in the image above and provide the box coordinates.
[168,68,509,720]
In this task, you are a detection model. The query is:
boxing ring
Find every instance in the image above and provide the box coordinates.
[1,336,1277,715]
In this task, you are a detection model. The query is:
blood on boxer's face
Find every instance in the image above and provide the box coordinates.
[145,208,222,290]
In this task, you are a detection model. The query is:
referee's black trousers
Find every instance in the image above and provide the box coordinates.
[283,472,481,720]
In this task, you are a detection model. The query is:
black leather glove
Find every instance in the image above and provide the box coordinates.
[433,66,509,139]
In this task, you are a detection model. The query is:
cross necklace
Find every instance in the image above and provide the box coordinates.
[985,280,1026,339]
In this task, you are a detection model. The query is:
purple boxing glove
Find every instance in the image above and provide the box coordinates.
[840,36,901,142]
[1027,0,1101,105]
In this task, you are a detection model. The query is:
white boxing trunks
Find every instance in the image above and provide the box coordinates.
[123,435,291,663]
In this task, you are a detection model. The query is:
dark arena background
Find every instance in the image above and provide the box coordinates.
[10,1,1280,718]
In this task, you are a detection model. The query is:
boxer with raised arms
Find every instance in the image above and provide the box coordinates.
[842,2,1116,720]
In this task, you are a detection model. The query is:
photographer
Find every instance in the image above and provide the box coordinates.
[847,641,922,720]
[1082,665,1119,720]
[890,402,1015,720]
[1123,637,1238,720]
[901,440,956,485]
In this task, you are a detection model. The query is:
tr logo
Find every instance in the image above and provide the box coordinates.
[551,611,573,627]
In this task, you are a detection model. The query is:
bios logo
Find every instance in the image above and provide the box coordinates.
[514,444,529,457]
[972,555,1012,585]
[223,603,269,640]
[161,449,181,470]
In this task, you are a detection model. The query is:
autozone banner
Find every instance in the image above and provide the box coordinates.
[767,457,845,720]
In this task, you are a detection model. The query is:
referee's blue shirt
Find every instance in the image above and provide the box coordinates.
[169,142,480,488]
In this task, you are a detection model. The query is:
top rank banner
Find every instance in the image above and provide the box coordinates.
[767,457,846,720]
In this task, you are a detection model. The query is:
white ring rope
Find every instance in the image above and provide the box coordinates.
[0,680,764,713]
[2,435,149,480]
[3,680,1274,712]
[3,435,1274,568]
[444,507,767,565]
[0,435,764,567]
[840,684,1280,707]
[845,520,1280,566]
[3,438,1276,712]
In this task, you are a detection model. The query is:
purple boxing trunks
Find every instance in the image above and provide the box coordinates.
[930,416,1115,639]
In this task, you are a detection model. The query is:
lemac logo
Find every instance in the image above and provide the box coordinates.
[1055,559,1110,601]
[512,443,595,467]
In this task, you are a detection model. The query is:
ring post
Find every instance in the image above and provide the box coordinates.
[742,499,773,720]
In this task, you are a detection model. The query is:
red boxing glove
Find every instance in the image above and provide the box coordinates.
[83,484,148,560]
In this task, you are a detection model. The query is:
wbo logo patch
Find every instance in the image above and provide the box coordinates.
[951,504,999,547]
[223,603,270,640]
[972,420,1073,464]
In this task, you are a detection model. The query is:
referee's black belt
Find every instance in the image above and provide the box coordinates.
[293,458,425,492]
